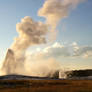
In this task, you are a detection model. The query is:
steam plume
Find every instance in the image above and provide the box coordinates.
[11,16,48,53]
[38,0,85,33]
[1,0,86,78]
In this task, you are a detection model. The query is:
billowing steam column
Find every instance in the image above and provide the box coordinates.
[1,0,85,76]
[2,49,16,74]
[2,49,25,75]
[1,16,48,75]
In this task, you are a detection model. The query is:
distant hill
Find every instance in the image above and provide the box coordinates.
[66,69,92,78]
[0,69,92,80]
[0,74,54,80]
[0,72,59,80]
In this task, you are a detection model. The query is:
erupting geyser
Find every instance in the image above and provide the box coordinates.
[0,0,86,78]
[2,49,24,75]
[2,49,16,74]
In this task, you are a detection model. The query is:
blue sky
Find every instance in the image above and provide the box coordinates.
[0,0,92,69]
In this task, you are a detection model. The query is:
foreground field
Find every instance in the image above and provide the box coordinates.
[0,79,92,92]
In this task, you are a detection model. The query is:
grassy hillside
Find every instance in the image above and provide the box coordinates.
[0,79,92,92]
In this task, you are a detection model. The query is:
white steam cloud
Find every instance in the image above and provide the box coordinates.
[1,0,86,78]
[11,16,48,53]
[25,58,61,77]
[38,0,85,29]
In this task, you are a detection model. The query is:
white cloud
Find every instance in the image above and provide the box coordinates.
[75,46,92,57]
[30,42,92,59]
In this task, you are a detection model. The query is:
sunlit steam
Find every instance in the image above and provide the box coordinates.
[38,0,85,40]
[1,0,86,78]
[11,16,48,54]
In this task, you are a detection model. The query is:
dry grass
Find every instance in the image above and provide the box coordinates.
[0,79,92,92]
